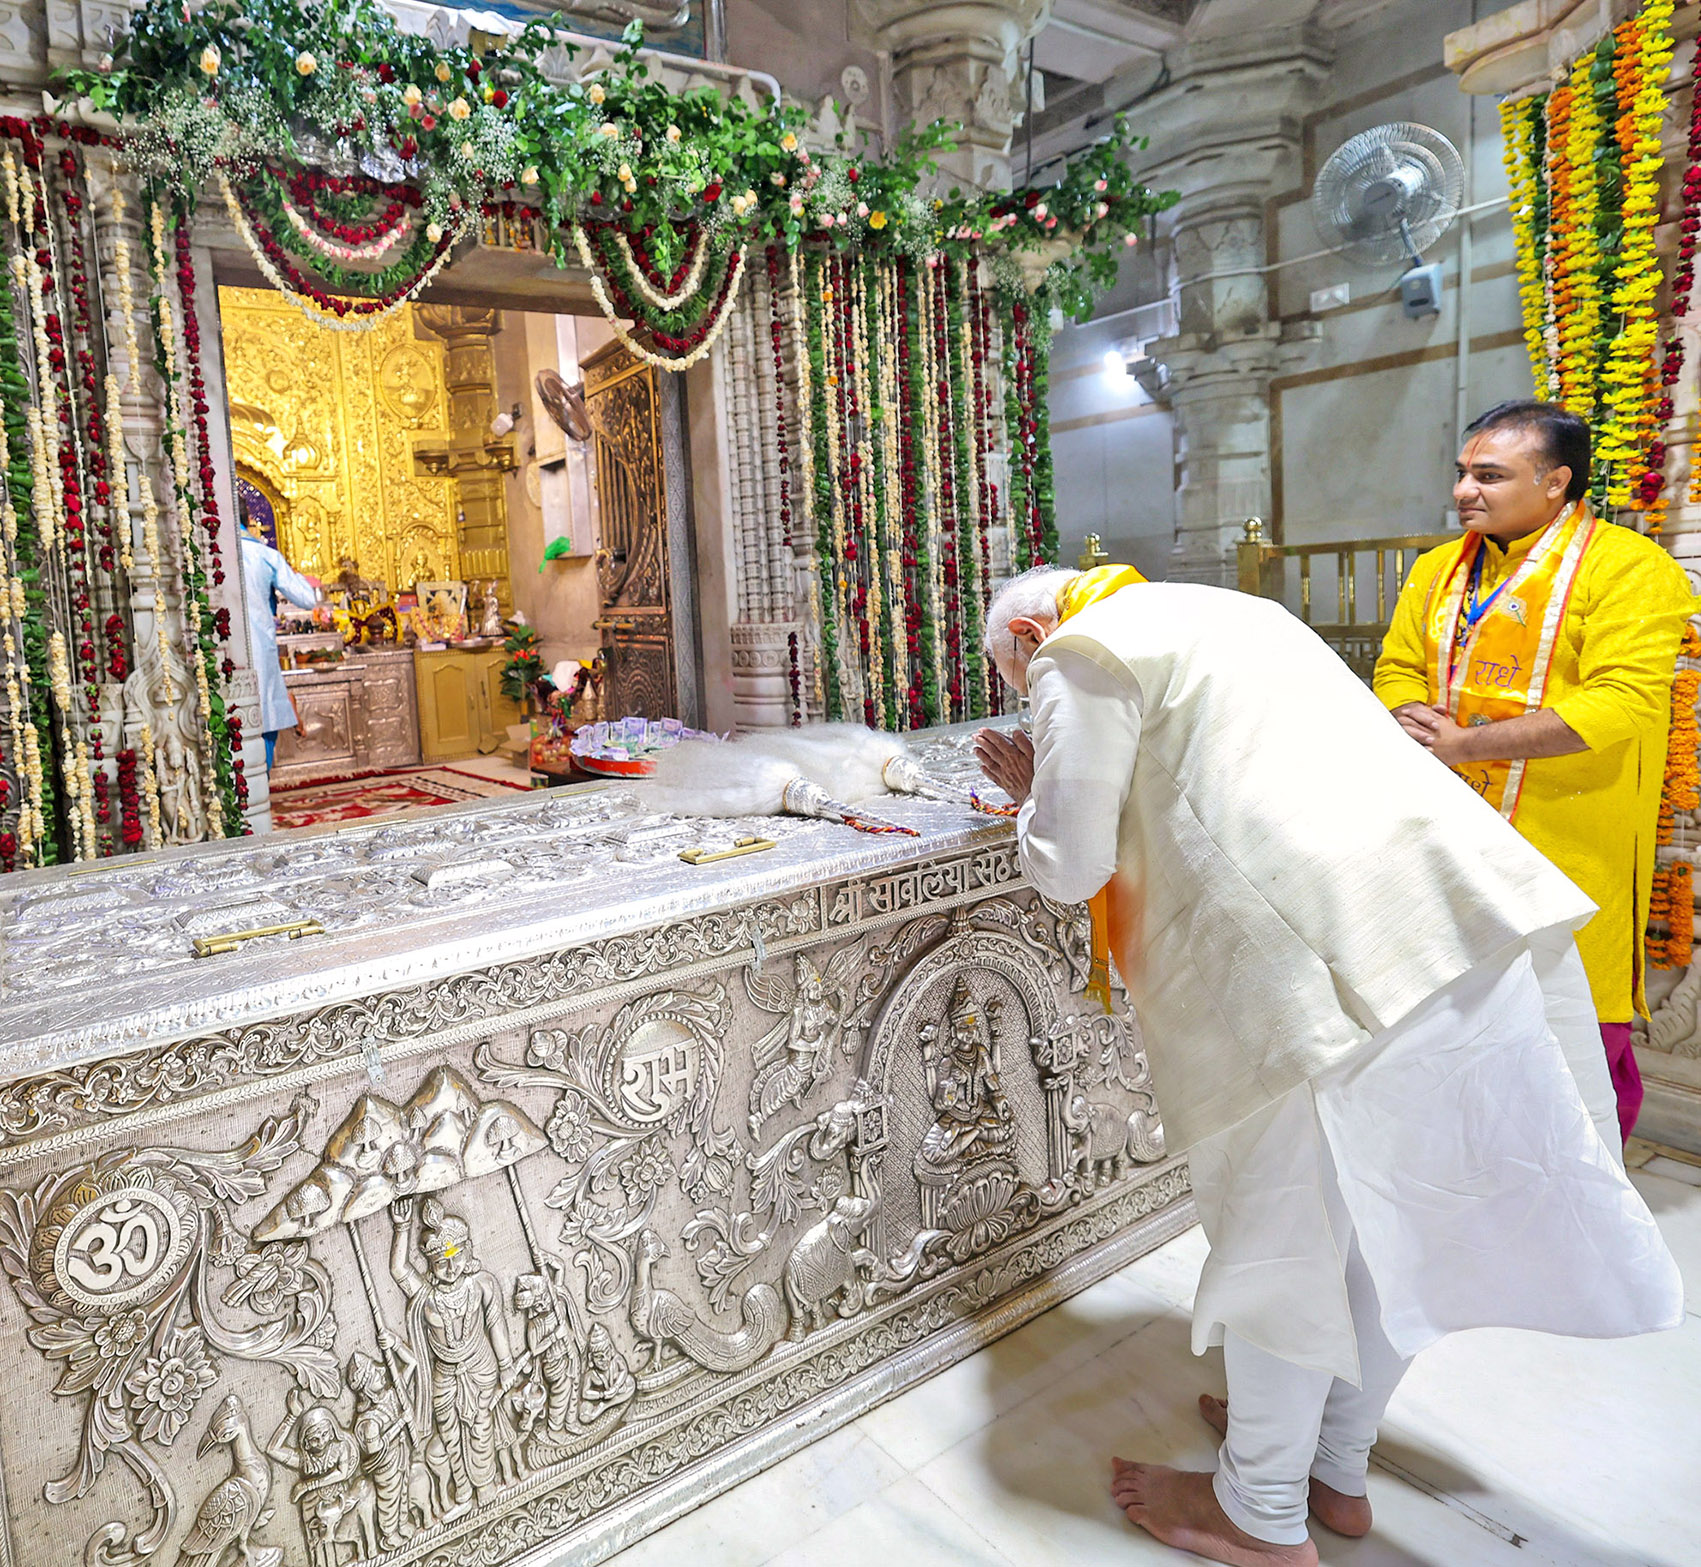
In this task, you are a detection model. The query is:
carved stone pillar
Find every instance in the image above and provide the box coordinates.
[1152,325,1318,584]
[414,305,517,612]
[850,0,1052,187]
[729,621,797,730]
[1133,27,1332,582]
[86,155,218,845]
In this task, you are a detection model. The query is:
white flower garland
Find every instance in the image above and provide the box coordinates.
[0,145,17,225]
[74,737,96,859]
[16,253,64,551]
[22,403,55,554]
[139,722,162,849]
[48,631,85,860]
[20,723,45,857]
[609,225,712,312]
[280,192,408,263]
[574,223,747,372]
[104,373,131,571]
[221,174,463,334]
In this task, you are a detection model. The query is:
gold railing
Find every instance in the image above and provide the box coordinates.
[1235,517,1455,680]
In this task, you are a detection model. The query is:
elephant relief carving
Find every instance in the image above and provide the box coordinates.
[783,1193,878,1341]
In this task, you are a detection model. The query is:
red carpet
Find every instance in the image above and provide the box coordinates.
[268,764,531,830]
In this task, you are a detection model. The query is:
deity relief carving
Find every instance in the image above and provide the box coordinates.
[915,977,1018,1230]
[743,946,868,1138]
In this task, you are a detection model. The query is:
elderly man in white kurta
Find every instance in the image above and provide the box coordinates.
[972,564,1682,1567]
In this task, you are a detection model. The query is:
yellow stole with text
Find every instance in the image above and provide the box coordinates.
[1421,502,1596,820]
[1054,564,1148,1011]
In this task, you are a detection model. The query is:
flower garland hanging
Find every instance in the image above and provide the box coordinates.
[915,251,949,720]
[0,138,56,865]
[172,207,246,830]
[221,173,464,330]
[1554,50,1604,417]
[70,5,1174,356]
[51,142,111,766]
[1648,860,1694,970]
[802,249,843,719]
[1501,94,1550,394]
[789,248,824,715]
[1598,5,1672,508]
[147,196,225,834]
[574,223,748,370]
[762,246,802,725]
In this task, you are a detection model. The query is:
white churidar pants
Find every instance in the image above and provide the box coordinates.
[1187,939,1683,1546]
[1215,1230,1411,1545]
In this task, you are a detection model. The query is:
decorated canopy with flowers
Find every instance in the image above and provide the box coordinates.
[65,0,1174,358]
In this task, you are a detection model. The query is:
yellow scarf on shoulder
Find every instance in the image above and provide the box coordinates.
[1052,564,1147,1011]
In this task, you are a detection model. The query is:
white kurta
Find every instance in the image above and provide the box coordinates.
[239,534,319,733]
[1018,646,1684,1381]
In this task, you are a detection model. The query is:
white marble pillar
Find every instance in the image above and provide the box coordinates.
[849,0,1051,188]
[1132,28,1331,583]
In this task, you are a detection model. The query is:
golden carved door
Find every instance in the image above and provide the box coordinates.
[582,341,678,720]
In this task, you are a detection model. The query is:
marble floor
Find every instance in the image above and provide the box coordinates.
[606,1141,1701,1567]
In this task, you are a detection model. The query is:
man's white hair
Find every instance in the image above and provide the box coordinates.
[984,566,1080,665]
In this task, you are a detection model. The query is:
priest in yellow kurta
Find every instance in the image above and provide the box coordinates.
[1375,400,1695,1142]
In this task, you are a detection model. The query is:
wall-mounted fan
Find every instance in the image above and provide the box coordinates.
[536,368,593,443]
[1312,122,1465,318]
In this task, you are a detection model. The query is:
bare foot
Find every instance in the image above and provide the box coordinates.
[1110,1460,1318,1566]
[1197,1395,1374,1539]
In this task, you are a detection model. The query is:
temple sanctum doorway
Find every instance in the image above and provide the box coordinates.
[215,260,701,831]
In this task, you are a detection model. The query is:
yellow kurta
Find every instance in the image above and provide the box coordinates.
[1375,523,1694,1022]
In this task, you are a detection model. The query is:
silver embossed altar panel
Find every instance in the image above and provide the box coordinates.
[0,728,1193,1567]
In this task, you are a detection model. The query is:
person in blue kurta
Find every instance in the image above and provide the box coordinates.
[238,511,320,769]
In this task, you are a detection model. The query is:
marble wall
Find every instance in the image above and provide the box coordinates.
[1046,0,1534,578]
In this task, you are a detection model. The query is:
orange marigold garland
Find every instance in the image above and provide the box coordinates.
[1651,625,1701,969]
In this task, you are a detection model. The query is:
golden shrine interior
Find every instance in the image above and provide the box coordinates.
[219,285,650,808]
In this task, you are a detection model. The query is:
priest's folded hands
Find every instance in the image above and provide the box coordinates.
[975,558,1683,1567]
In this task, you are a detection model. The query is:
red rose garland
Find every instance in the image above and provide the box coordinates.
[172,212,247,822]
[968,268,999,714]
[232,178,457,319]
[1647,43,1701,522]
[116,747,143,848]
[630,223,708,296]
[54,144,112,753]
[283,166,419,246]
[926,260,959,717]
